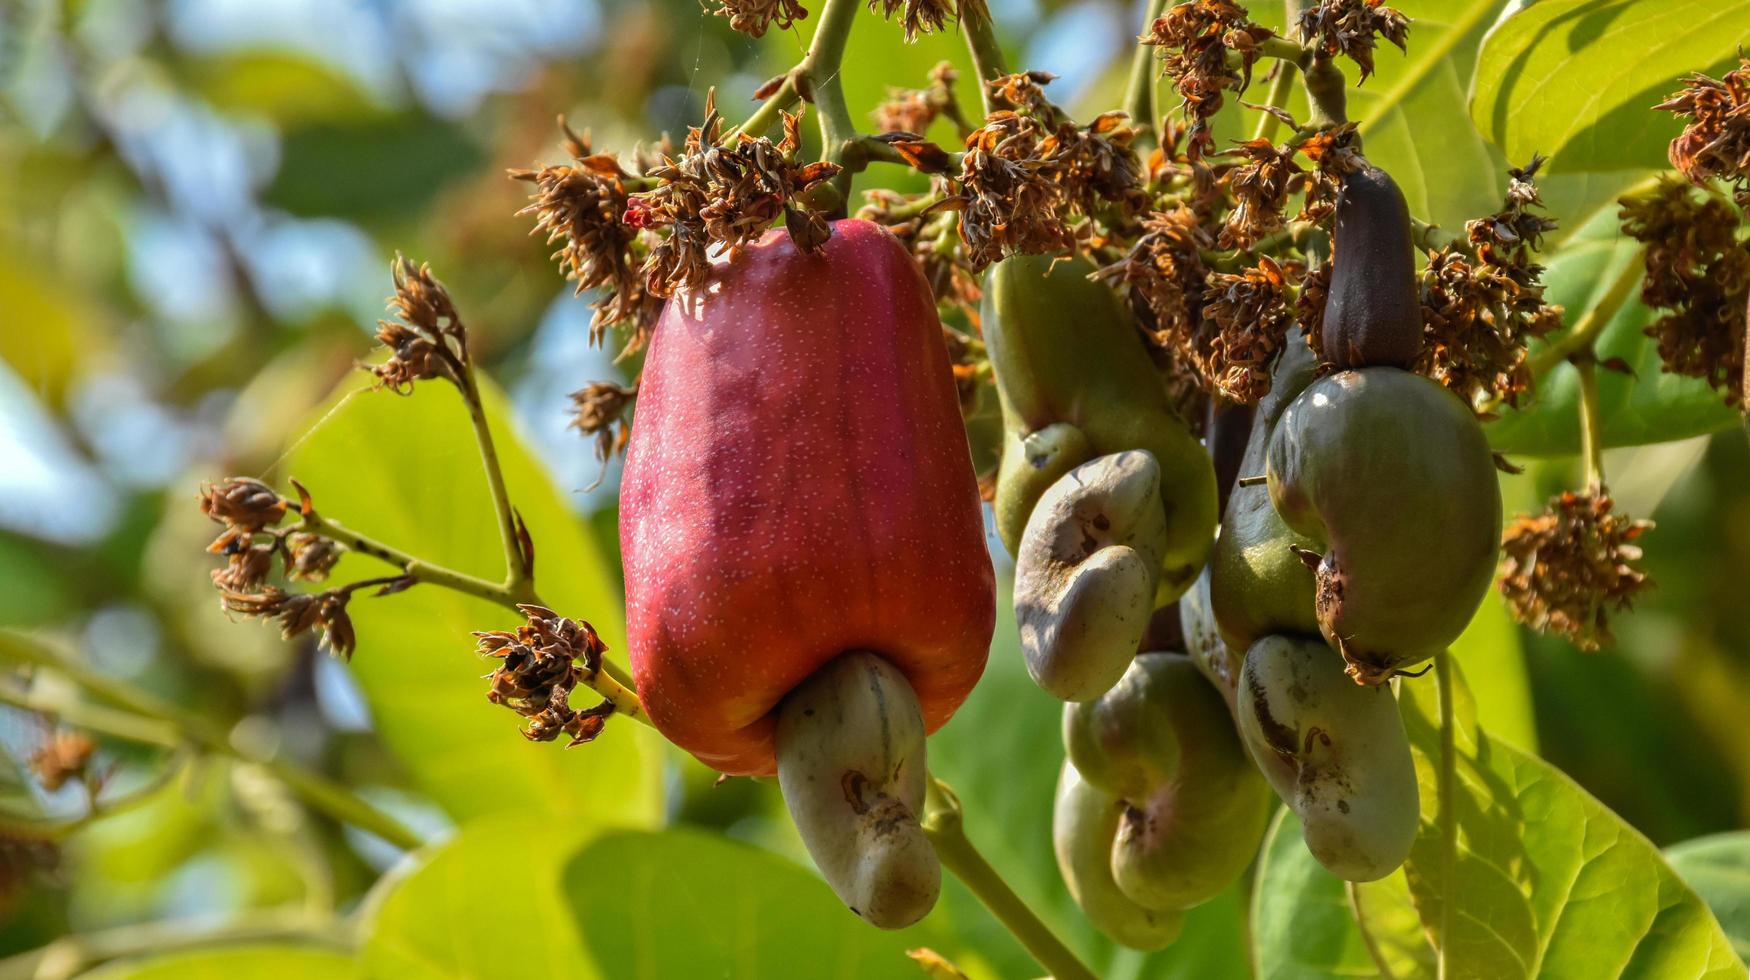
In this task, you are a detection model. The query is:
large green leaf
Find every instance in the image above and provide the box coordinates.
[1486,206,1739,456]
[78,945,356,980]
[1667,832,1750,964]
[279,377,663,825]
[1397,663,1742,978]
[1252,808,1432,979]
[1450,582,1537,752]
[564,827,929,978]
[264,114,486,223]
[1471,0,1750,174]
[926,581,1249,980]
[359,814,601,979]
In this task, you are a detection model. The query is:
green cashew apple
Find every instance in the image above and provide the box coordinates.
[1208,331,1322,653]
[984,253,1217,600]
[1266,368,1500,682]
[1014,451,1169,701]
[1320,165,1423,369]
[1178,568,1240,711]
[1063,653,1272,911]
[1053,762,1185,951]
[1236,634,1419,882]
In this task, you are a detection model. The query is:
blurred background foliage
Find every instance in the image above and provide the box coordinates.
[0,0,1747,976]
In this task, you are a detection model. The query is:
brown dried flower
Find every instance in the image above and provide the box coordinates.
[211,544,276,593]
[1200,256,1297,403]
[511,122,658,353]
[1296,0,1409,82]
[707,0,807,37]
[1095,206,1213,360]
[475,604,615,746]
[876,63,964,135]
[868,0,958,42]
[28,731,96,793]
[1619,179,1750,406]
[198,478,287,533]
[1143,0,1275,160]
[1217,137,1307,248]
[1415,157,1564,407]
[629,93,842,295]
[373,257,467,393]
[1658,56,1750,207]
[1499,489,1653,651]
[570,381,639,489]
[221,587,357,659]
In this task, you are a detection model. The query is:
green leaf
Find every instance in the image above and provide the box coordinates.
[1252,807,1432,979]
[1397,662,1743,978]
[1450,584,1537,752]
[278,377,663,825]
[1486,205,1740,456]
[1667,833,1750,964]
[926,582,1249,979]
[563,827,928,978]
[1470,0,1750,174]
[264,114,486,223]
[77,945,356,980]
[359,814,600,979]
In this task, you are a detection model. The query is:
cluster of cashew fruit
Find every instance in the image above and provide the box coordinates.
[993,163,1503,946]
[620,219,995,929]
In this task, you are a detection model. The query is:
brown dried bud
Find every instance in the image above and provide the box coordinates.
[221,587,357,659]
[286,532,343,582]
[868,0,959,42]
[569,381,638,490]
[211,544,276,592]
[476,605,614,746]
[198,478,288,532]
[1296,0,1410,82]
[372,257,466,392]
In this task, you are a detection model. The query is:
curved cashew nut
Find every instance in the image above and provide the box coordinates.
[1236,634,1419,882]
[776,652,939,929]
[1053,762,1184,951]
[1015,451,1170,702]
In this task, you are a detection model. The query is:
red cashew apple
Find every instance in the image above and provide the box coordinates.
[620,219,997,777]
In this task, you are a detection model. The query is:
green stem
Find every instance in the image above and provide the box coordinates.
[801,0,860,165]
[297,508,647,722]
[731,76,801,140]
[0,909,346,980]
[1575,356,1606,492]
[1525,248,1643,377]
[922,776,1095,980]
[1354,0,1495,138]
[959,1,1009,112]
[1435,648,1457,980]
[1250,58,1301,143]
[0,632,422,850]
[455,368,532,597]
[1303,55,1348,130]
[1347,881,1400,980]
[1123,0,1169,146]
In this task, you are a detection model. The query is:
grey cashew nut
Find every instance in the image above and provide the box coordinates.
[1236,634,1419,882]
[1053,762,1184,951]
[1014,451,1170,702]
[776,652,939,929]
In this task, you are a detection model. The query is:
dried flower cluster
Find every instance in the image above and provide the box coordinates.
[875,63,966,136]
[1619,180,1750,407]
[706,0,807,38]
[629,96,843,293]
[475,605,615,746]
[511,123,658,354]
[1499,489,1653,651]
[372,257,469,393]
[198,478,357,657]
[1217,137,1308,249]
[868,0,964,42]
[1659,56,1750,207]
[570,380,639,489]
[27,731,97,793]
[1199,256,1299,402]
[1416,157,1564,407]
[954,73,1145,268]
[1295,0,1409,81]
[1142,0,1275,160]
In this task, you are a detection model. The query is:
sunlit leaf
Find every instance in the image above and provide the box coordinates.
[77,945,356,980]
[1470,0,1750,174]
[279,376,663,825]
[1486,206,1739,456]
[1398,662,1741,977]
[1667,832,1750,964]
